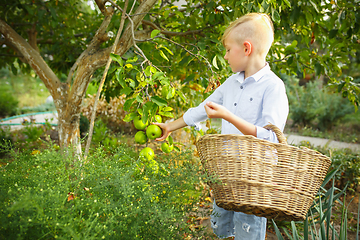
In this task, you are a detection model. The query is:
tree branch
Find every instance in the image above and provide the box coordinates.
[84,0,130,159]
[141,20,207,37]
[95,0,113,16]
[27,23,39,53]
[0,19,60,96]
[66,6,115,84]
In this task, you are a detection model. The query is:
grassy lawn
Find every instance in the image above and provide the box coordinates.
[0,68,50,109]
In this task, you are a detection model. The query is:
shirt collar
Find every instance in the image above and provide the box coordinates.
[234,62,270,83]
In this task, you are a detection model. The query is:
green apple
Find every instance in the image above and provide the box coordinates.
[139,147,155,160]
[133,116,148,130]
[134,131,147,144]
[154,115,162,123]
[146,124,162,139]
[161,142,174,153]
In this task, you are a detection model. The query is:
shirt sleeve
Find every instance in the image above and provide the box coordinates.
[183,82,226,130]
[256,80,289,143]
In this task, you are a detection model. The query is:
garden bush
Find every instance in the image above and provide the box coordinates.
[0,143,207,239]
[330,149,360,192]
[0,86,19,118]
[286,77,354,131]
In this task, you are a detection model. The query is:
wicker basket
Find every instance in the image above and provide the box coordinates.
[196,124,331,221]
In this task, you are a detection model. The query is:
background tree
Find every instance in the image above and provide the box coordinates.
[1,0,359,156]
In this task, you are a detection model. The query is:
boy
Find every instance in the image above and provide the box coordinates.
[155,13,289,239]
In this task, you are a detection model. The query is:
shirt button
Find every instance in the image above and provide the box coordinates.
[240,86,243,89]
[234,103,237,106]
[250,98,253,101]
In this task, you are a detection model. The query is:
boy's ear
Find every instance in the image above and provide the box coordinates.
[244,41,252,56]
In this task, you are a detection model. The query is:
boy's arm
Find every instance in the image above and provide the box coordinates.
[204,101,257,136]
[154,117,187,141]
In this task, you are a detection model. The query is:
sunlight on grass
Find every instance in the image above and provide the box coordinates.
[0,68,49,108]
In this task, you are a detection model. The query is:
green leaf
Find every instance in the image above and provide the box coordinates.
[164,10,170,18]
[124,98,135,112]
[136,94,143,103]
[116,69,126,87]
[49,7,57,20]
[176,90,186,102]
[272,9,281,24]
[153,72,164,80]
[162,106,173,112]
[314,62,322,76]
[160,78,170,86]
[23,5,34,15]
[329,29,338,39]
[159,50,169,61]
[110,53,123,66]
[167,135,173,146]
[337,81,346,92]
[123,112,137,122]
[309,0,319,13]
[151,96,168,107]
[304,215,309,240]
[283,0,291,8]
[161,112,174,118]
[126,56,138,63]
[212,55,219,70]
[160,46,173,55]
[151,29,161,38]
[285,45,296,54]
[217,54,227,67]
[120,87,132,95]
[11,64,17,75]
[272,220,285,240]
[145,65,152,76]
[291,221,300,240]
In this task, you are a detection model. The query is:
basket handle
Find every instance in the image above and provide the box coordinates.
[263,123,287,144]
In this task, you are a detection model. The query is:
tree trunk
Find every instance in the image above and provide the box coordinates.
[0,0,158,157]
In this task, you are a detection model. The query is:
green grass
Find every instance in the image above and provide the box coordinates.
[0,68,50,109]
[0,142,210,239]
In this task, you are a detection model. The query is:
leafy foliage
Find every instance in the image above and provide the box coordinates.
[0,86,19,118]
[0,0,100,75]
[0,144,207,239]
[330,149,360,192]
[286,77,354,130]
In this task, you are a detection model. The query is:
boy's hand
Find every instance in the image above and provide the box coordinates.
[204,101,229,119]
[153,122,171,141]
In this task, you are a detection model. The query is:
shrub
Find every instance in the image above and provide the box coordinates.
[0,144,207,239]
[0,127,13,158]
[286,77,354,131]
[330,149,360,192]
[0,87,19,118]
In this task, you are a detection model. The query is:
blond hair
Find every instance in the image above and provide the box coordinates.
[222,13,274,57]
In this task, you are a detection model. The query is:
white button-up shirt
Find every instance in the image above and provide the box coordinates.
[183,64,289,143]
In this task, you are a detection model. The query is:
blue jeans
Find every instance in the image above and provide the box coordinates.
[210,202,267,239]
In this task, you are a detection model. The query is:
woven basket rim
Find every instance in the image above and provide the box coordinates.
[197,133,331,163]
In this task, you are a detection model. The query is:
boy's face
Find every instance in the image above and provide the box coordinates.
[223,31,247,73]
